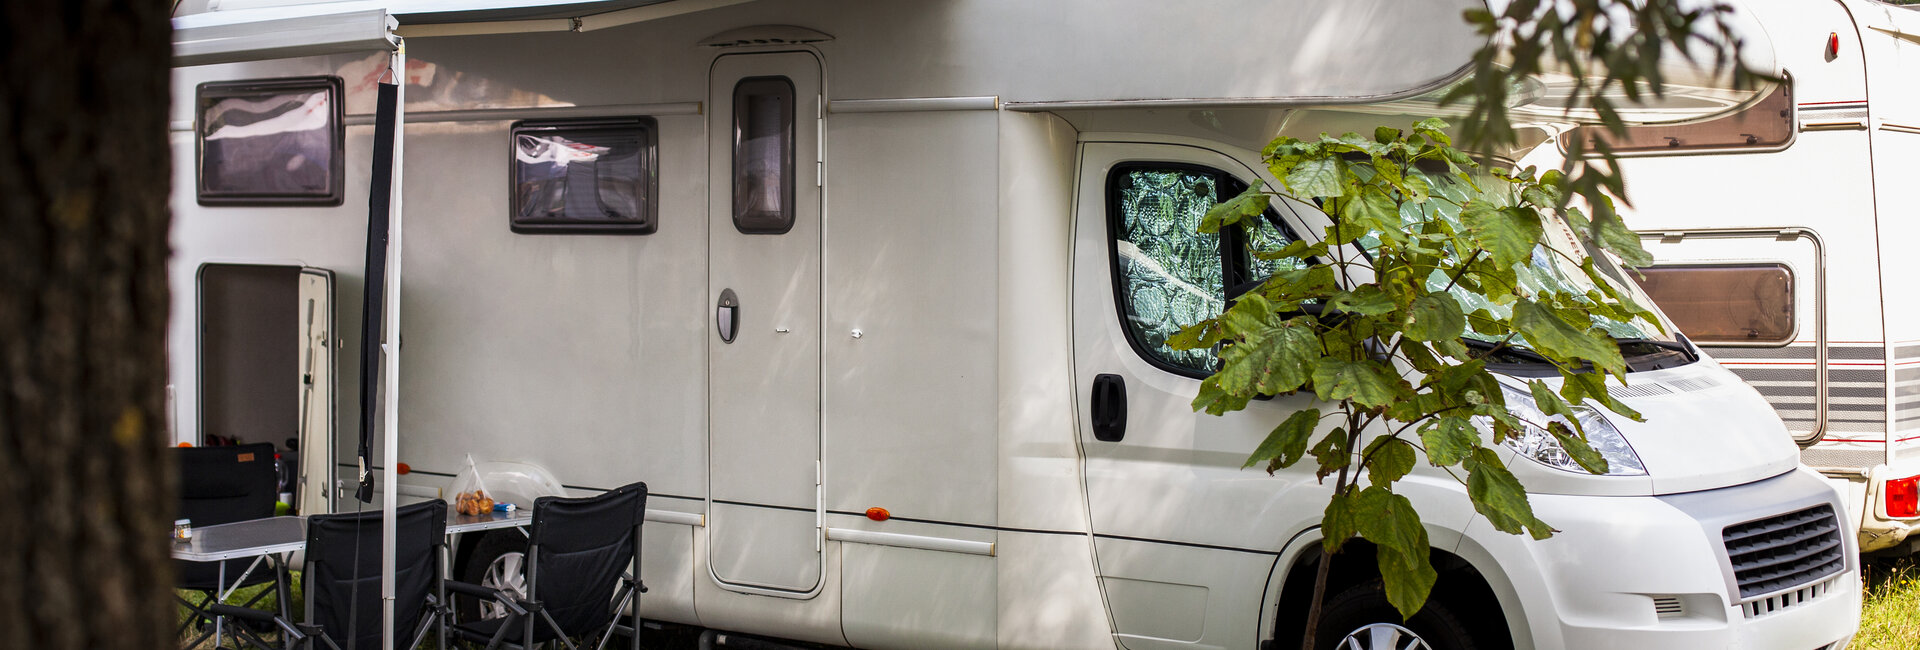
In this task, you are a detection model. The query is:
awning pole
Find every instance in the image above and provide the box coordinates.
[380,39,407,650]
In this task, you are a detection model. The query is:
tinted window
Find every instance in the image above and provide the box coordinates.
[510,118,658,234]
[732,77,796,234]
[1564,81,1794,154]
[1634,263,1795,343]
[197,77,344,206]
[1108,165,1302,375]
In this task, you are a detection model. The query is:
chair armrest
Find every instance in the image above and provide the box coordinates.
[206,602,276,623]
[444,579,529,616]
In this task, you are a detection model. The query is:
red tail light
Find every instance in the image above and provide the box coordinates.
[1887,475,1919,518]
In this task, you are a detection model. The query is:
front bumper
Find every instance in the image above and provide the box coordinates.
[1462,467,1860,650]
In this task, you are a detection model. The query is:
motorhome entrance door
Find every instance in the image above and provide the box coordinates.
[706,51,825,595]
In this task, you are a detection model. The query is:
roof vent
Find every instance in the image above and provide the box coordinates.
[698,25,834,48]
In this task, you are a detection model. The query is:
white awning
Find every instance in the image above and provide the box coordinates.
[173,8,399,67]
[172,0,751,65]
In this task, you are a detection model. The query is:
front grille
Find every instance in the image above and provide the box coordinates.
[1723,504,1845,599]
[1741,575,1838,618]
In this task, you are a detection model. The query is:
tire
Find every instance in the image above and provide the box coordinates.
[1314,579,1479,650]
[458,530,530,622]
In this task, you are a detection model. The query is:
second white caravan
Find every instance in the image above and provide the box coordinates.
[166,1,1860,648]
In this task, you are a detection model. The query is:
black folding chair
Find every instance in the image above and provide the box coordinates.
[447,483,647,650]
[175,443,284,648]
[214,499,450,650]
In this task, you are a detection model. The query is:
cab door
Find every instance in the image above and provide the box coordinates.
[1070,142,1319,649]
[705,50,826,596]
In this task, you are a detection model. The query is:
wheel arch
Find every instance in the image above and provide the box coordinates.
[1261,529,1518,650]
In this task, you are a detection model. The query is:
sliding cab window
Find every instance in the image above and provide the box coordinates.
[1633,263,1795,344]
[511,117,659,234]
[196,76,345,206]
[1563,80,1794,154]
[1108,164,1306,377]
[732,77,796,234]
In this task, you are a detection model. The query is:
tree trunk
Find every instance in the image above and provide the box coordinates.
[0,1,176,649]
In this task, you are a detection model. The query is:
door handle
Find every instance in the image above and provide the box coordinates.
[717,288,739,344]
[1091,373,1128,442]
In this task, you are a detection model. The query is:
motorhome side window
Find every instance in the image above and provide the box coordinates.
[1108,164,1302,376]
[195,76,344,206]
[1563,81,1793,154]
[510,117,659,234]
[732,77,796,234]
[1633,263,1795,343]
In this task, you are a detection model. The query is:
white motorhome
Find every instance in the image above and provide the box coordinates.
[1527,0,1920,555]
[166,1,1861,648]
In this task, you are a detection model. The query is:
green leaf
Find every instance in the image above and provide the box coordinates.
[1403,292,1467,342]
[1321,486,1360,552]
[1285,156,1344,199]
[1192,375,1252,416]
[1348,486,1436,620]
[1346,185,1405,243]
[1375,126,1402,144]
[1216,315,1321,397]
[1559,372,1644,422]
[1526,380,1581,435]
[1376,536,1440,621]
[1312,358,1405,408]
[1461,202,1544,268]
[1200,185,1271,234]
[1166,318,1227,352]
[1244,408,1321,471]
[1547,421,1610,475]
[1511,299,1625,375]
[1418,416,1480,466]
[1364,437,1417,488]
[1587,197,1652,267]
[1311,427,1351,481]
[1329,285,1396,316]
[1465,447,1554,540]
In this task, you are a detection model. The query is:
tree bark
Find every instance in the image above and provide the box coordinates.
[0,1,176,649]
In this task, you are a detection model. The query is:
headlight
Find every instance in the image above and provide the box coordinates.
[1490,385,1647,476]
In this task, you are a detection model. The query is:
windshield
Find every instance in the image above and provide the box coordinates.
[1357,169,1675,345]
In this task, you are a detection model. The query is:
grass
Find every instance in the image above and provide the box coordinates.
[176,571,303,649]
[1858,556,1920,650]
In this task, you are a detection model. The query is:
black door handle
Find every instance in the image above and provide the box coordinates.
[1091,373,1128,442]
[717,288,739,344]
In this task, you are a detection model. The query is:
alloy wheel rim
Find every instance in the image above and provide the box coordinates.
[1337,622,1431,650]
[478,551,528,620]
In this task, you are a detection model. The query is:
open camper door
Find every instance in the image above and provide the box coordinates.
[706,50,826,596]
[196,263,335,516]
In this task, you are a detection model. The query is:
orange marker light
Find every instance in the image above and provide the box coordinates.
[177,442,193,448]
[865,507,890,521]
[396,462,412,475]
[1827,32,1840,61]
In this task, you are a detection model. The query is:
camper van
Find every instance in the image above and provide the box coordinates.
[167,1,1861,648]
[1526,0,1920,555]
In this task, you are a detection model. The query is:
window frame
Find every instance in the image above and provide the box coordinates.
[195,76,346,207]
[508,116,660,235]
[1104,161,1308,379]
[730,76,797,235]
[1633,261,1799,346]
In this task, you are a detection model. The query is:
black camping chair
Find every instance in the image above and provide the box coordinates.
[447,483,647,650]
[175,443,284,648]
[214,499,450,650]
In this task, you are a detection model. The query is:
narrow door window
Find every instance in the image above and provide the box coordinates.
[732,77,796,234]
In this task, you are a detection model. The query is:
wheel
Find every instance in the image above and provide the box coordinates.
[458,530,529,622]
[1314,579,1479,650]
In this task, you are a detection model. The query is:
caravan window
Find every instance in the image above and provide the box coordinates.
[1107,164,1303,377]
[1562,81,1794,154]
[196,76,344,206]
[731,77,796,234]
[1633,263,1795,343]
[510,118,659,234]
